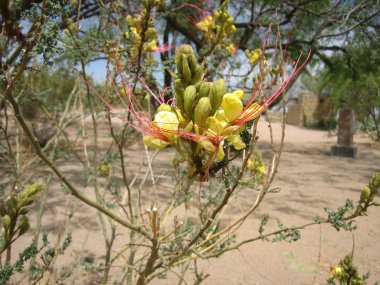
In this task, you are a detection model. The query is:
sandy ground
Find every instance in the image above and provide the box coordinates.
[5,119,380,285]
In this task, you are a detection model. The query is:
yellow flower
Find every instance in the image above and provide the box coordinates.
[143,136,170,149]
[196,16,213,32]
[146,40,158,52]
[232,89,245,99]
[249,49,263,64]
[226,134,245,150]
[153,110,179,141]
[226,43,236,54]
[199,139,225,160]
[247,155,266,174]
[221,93,243,122]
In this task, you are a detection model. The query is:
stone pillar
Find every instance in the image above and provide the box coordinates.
[331,108,358,158]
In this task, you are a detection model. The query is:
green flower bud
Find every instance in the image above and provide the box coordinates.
[2,214,11,231]
[9,208,16,220]
[175,52,183,75]
[0,203,6,216]
[18,215,29,235]
[126,15,133,25]
[370,172,380,192]
[188,53,198,72]
[145,27,157,39]
[199,82,212,98]
[26,182,43,198]
[360,186,371,202]
[176,44,193,56]
[194,97,211,128]
[157,103,173,113]
[191,65,204,84]
[174,79,185,112]
[19,208,29,215]
[225,18,234,27]
[146,40,158,52]
[226,24,236,34]
[19,198,34,208]
[175,46,189,70]
[181,54,192,83]
[6,197,17,212]
[214,11,220,20]
[184,85,197,118]
[209,79,226,114]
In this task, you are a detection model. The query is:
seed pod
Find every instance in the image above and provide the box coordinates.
[184,85,197,118]
[181,55,192,83]
[199,82,212,98]
[174,79,185,112]
[194,97,211,128]
[2,215,11,231]
[209,79,226,114]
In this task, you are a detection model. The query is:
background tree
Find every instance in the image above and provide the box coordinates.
[315,37,380,140]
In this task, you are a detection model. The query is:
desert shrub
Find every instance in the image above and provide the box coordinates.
[1,1,379,284]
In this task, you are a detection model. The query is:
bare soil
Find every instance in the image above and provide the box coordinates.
[7,120,380,285]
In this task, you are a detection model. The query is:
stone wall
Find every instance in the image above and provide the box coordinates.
[286,92,331,127]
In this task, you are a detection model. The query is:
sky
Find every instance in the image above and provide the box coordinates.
[86,59,108,83]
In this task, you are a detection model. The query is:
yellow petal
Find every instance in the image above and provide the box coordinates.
[232,89,245,99]
[214,109,229,124]
[206,117,225,135]
[154,111,179,141]
[221,93,243,122]
[143,136,169,149]
[199,139,215,152]
[226,135,245,150]
[216,145,225,160]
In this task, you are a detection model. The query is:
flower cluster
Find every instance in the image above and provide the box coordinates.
[102,44,309,180]
[119,0,166,61]
[124,13,157,57]
[143,45,250,173]
[192,0,237,54]
[141,44,307,179]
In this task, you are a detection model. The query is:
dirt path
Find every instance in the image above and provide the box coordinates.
[8,120,380,284]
